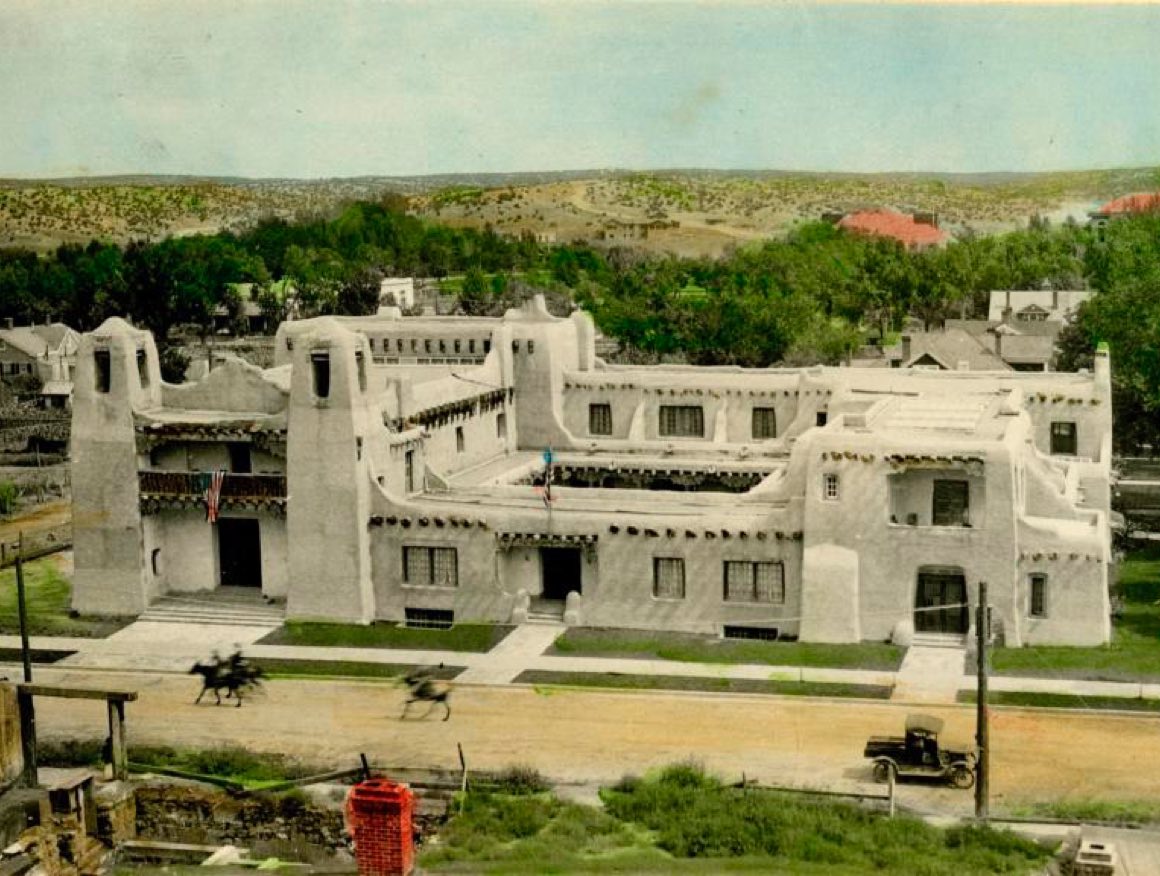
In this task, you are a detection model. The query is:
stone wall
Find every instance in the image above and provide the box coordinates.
[133,785,351,861]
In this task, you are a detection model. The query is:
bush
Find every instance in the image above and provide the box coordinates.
[0,481,18,516]
[491,764,550,795]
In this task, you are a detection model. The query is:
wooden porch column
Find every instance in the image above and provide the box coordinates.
[107,699,128,780]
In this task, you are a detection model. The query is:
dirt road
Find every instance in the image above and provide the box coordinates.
[20,667,1160,814]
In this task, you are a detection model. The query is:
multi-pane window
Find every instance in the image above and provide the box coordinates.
[1029,574,1047,618]
[932,479,970,526]
[589,403,613,436]
[822,473,840,501]
[403,546,458,587]
[653,558,686,599]
[724,561,785,603]
[752,407,777,440]
[1050,421,1077,456]
[659,405,704,438]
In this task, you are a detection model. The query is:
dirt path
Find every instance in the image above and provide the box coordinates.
[23,668,1160,814]
[0,499,71,545]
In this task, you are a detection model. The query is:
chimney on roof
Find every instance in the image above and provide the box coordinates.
[994,328,1003,360]
[1052,288,1059,311]
[900,334,911,363]
[1005,290,1011,310]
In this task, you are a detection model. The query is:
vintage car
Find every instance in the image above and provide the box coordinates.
[863,714,976,789]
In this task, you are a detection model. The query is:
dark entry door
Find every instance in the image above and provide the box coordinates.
[915,572,968,634]
[540,548,582,600]
[218,519,263,588]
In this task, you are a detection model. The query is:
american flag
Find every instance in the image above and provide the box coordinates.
[537,449,554,509]
[204,469,226,524]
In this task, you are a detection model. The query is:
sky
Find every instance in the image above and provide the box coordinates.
[2,0,1159,179]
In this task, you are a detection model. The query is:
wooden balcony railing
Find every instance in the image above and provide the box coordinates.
[138,470,287,500]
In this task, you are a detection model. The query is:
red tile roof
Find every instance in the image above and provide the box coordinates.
[837,210,949,248]
[1096,192,1160,215]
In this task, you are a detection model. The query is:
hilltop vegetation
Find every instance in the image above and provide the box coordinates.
[3,166,1159,255]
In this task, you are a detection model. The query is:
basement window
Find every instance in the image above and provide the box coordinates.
[723,625,779,641]
[404,608,454,630]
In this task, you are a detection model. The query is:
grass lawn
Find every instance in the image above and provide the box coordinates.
[37,739,330,789]
[421,763,1053,875]
[552,628,904,671]
[0,557,133,638]
[259,658,461,681]
[959,690,1160,713]
[259,621,512,652]
[1007,798,1160,826]
[516,670,892,700]
[989,544,1160,683]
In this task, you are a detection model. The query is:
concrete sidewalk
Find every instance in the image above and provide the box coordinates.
[3,624,1160,707]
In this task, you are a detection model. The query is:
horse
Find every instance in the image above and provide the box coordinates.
[190,655,265,707]
[190,660,231,706]
[401,667,452,721]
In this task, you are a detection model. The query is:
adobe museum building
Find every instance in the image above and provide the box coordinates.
[71,297,1114,647]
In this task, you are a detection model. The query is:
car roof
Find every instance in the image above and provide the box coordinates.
[906,714,945,734]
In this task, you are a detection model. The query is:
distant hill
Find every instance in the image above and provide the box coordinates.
[1,166,1156,256]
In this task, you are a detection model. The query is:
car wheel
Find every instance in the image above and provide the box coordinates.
[872,761,895,783]
[949,765,975,790]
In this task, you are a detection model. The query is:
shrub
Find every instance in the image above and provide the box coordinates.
[0,481,18,516]
[491,764,550,795]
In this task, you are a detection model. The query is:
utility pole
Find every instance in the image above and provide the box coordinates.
[975,580,990,821]
[15,532,32,683]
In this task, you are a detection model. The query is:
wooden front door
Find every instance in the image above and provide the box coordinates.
[915,572,968,634]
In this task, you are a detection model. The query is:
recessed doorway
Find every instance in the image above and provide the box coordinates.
[218,518,263,589]
[915,570,968,634]
[540,548,582,601]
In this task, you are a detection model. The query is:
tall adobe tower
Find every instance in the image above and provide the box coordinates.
[71,318,162,614]
[284,319,376,622]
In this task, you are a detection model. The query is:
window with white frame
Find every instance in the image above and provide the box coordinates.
[724,561,785,603]
[653,557,686,599]
[403,546,458,587]
[659,405,704,438]
[589,403,613,436]
[822,473,840,501]
[1029,573,1047,618]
